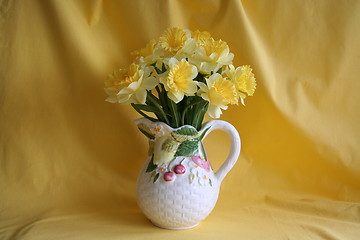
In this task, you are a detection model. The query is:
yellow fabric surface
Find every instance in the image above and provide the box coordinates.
[1,0,360,239]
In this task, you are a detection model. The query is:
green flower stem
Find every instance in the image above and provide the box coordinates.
[192,101,209,130]
[158,84,180,128]
[169,99,180,128]
[142,83,207,129]
[199,102,209,127]
[185,97,192,125]
[157,85,170,114]
[146,92,171,125]
[181,99,205,126]
[144,100,164,122]
[191,103,199,128]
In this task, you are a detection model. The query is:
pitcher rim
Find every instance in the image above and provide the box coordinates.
[134,117,211,133]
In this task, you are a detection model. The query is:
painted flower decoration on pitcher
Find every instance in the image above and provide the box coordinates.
[188,155,212,186]
[138,122,213,186]
[191,155,210,172]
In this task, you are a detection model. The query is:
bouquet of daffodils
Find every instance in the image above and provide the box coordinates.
[105,27,256,130]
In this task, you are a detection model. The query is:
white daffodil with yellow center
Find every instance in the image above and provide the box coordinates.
[191,38,234,73]
[197,73,238,118]
[160,58,198,103]
[225,64,256,105]
[133,39,164,69]
[159,27,189,54]
[131,39,157,59]
[104,63,158,104]
[158,27,196,61]
[191,30,212,46]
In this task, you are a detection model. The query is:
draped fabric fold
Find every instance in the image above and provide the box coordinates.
[1,0,359,239]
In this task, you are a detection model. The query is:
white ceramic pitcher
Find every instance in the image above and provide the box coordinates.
[135,118,241,229]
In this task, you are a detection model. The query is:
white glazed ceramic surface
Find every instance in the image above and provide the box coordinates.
[135,118,241,229]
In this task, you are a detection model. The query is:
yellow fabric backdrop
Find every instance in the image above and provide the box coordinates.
[1,0,360,239]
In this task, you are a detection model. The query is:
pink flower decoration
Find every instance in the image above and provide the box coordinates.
[191,155,210,172]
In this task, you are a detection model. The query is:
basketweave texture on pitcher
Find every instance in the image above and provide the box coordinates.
[137,155,220,229]
[135,118,240,229]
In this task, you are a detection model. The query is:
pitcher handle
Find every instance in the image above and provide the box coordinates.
[201,120,241,183]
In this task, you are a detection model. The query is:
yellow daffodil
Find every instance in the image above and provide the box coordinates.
[159,27,190,54]
[158,27,196,61]
[104,63,158,104]
[133,39,165,69]
[105,27,257,126]
[131,39,157,59]
[197,73,238,118]
[225,64,256,105]
[191,30,212,46]
[191,38,234,73]
[160,58,198,103]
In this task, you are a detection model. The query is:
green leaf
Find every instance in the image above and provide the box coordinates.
[154,67,161,74]
[138,128,155,140]
[171,132,193,142]
[146,90,172,124]
[169,98,180,128]
[180,97,207,126]
[216,67,223,74]
[146,156,157,172]
[162,63,167,73]
[153,173,160,183]
[131,103,158,122]
[174,126,198,136]
[161,138,179,152]
[198,127,211,140]
[151,63,163,74]
[146,91,161,105]
[132,104,163,115]
[192,101,209,130]
[158,84,170,113]
[175,140,199,157]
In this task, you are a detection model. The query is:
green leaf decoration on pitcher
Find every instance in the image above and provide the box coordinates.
[175,140,199,157]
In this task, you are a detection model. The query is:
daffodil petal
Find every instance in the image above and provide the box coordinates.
[197,82,208,92]
[185,81,198,95]
[142,76,158,90]
[168,91,184,103]
[168,57,178,68]
[208,104,222,118]
[200,92,210,102]
[127,80,141,91]
[117,92,132,103]
[134,90,147,104]
[105,94,118,103]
